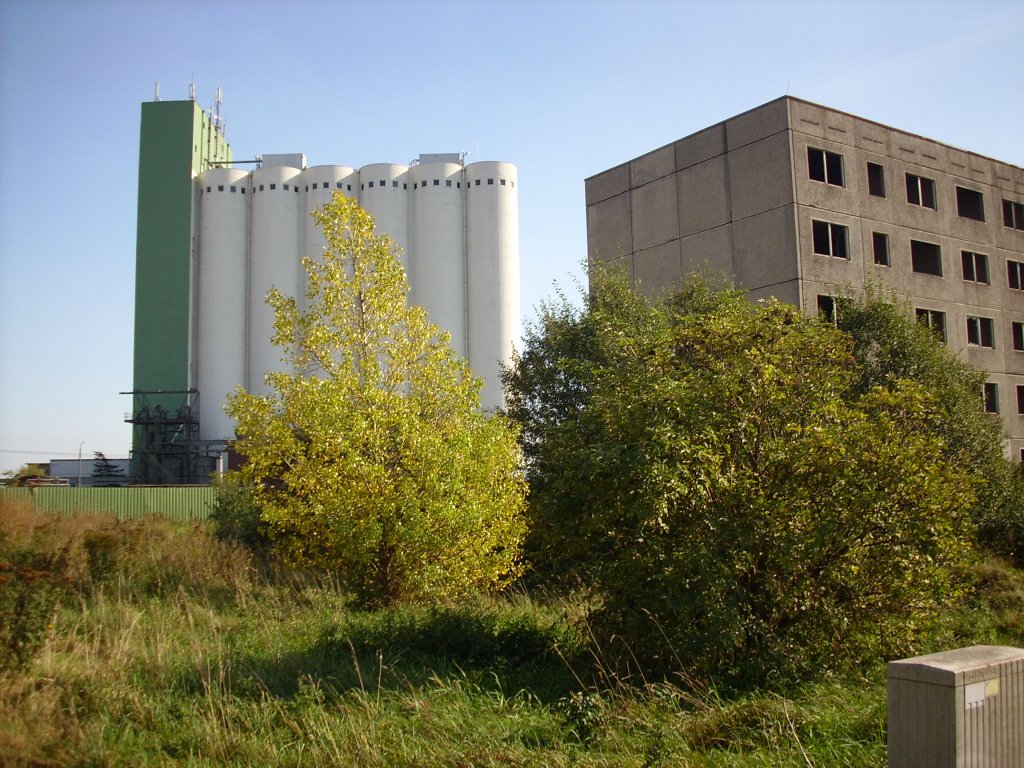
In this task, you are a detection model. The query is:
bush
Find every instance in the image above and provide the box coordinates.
[0,547,66,671]
[835,287,1024,566]
[505,273,979,688]
[209,480,272,557]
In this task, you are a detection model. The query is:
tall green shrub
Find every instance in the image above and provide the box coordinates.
[506,273,979,687]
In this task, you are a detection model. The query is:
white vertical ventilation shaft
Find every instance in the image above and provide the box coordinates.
[196,168,249,442]
[299,166,356,313]
[358,163,410,277]
[410,161,467,358]
[466,161,520,411]
[248,164,302,394]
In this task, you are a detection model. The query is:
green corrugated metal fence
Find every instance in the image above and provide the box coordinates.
[0,487,217,521]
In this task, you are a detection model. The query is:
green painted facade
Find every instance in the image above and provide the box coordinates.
[132,100,231,454]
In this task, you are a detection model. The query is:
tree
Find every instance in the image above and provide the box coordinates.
[1,464,49,487]
[505,271,977,687]
[226,194,527,607]
[91,452,125,487]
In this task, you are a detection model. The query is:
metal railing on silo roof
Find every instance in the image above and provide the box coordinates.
[0,486,217,521]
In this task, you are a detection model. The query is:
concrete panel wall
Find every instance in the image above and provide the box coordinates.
[679,225,734,281]
[633,240,681,297]
[732,205,798,293]
[727,131,794,222]
[674,124,726,171]
[587,192,632,263]
[630,144,675,188]
[677,154,730,236]
[725,96,789,151]
[585,163,630,206]
[631,174,679,251]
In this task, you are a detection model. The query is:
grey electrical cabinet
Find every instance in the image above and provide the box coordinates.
[888,645,1024,767]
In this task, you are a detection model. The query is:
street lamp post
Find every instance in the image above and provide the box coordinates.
[77,441,85,487]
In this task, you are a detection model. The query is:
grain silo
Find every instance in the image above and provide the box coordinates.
[132,95,520,462]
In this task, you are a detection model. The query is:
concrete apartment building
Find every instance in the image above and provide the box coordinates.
[585,96,1024,461]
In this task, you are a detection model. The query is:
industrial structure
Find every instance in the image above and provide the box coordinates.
[585,96,1024,461]
[131,93,519,483]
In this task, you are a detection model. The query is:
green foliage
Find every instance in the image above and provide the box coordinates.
[226,194,527,607]
[0,548,65,671]
[506,271,978,686]
[2,505,1020,766]
[835,287,1024,565]
[209,479,272,557]
[1,464,48,487]
[90,451,125,486]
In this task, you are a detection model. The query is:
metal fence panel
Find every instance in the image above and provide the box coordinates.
[0,487,217,521]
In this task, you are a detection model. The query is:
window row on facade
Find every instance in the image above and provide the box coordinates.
[807,146,1024,230]
[817,295,1024,354]
[811,218,1024,289]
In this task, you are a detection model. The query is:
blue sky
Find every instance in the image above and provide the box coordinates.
[1,0,1022,474]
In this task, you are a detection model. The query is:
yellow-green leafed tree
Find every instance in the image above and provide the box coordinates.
[226,194,527,606]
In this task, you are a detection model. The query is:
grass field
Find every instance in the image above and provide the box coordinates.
[2,498,1022,767]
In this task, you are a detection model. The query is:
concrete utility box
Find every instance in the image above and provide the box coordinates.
[888,645,1024,767]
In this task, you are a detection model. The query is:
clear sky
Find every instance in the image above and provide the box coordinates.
[1,0,1022,474]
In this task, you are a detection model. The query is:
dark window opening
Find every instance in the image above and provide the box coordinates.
[1012,322,1024,351]
[446,180,452,187]
[984,383,999,413]
[967,316,995,348]
[906,173,937,209]
[867,162,886,197]
[488,178,494,185]
[475,179,480,186]
[916,308,947,343]
[961,251,990,284]
[380,180,385,187]
[230,186,236,192]
[1009,260,1024,290]
[911,240,942,275]
[283,184,289,191]
[500,178,507,186]
[1017,385,1024,415]
[218,185,224,192]
[812,220,849,259]
[1003,199,1024,230]
[808,147,844,186]
[817,295,837,324]
[368,181,374,188]
[872,231,890,266]
[956,187,985,221]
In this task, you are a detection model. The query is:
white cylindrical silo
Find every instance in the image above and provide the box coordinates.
[299,165,357,312]
[249,164,302,393]
[410,161,467,358]
[196,168,250,440]
[357,163,410,276]
[466,161,520,411]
